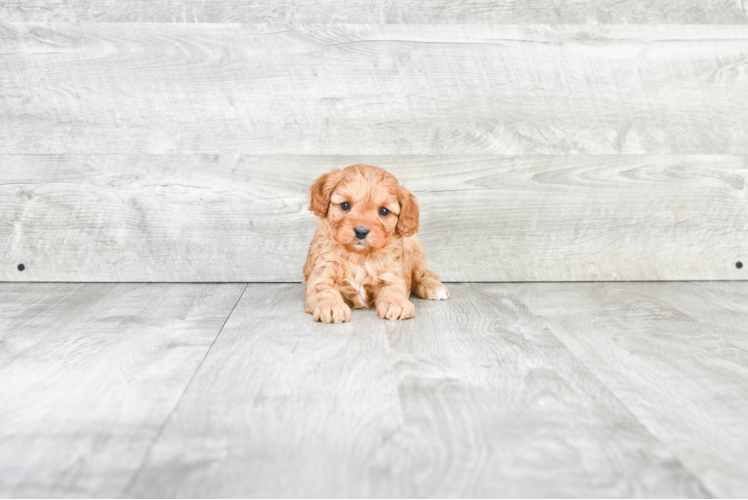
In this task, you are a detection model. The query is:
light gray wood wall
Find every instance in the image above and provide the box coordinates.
[2,1,747,23]
[3,24,748,156]
[1,8,747,282]
[1,155,746,281]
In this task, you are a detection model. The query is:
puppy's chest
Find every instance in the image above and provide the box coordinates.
[339,262,394,309]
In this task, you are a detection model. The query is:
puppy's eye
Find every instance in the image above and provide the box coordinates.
[340,202,351,211]
[379,207,390,216]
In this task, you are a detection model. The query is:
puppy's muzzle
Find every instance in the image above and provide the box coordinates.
[354,226,370,240]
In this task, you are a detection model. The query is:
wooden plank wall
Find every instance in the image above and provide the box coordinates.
[1,3,747,282]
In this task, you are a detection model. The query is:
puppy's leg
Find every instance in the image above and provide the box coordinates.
[305,273,351,324]
[375,279,415,320]
[407,237,450,300]
[412,270,449,301]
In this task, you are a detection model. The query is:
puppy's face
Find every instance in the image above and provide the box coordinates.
[309,165,419,253]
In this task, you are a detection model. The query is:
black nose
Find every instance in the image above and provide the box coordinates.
[354,226,370,240]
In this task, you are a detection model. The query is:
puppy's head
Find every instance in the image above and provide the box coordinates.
[309,164,419,253]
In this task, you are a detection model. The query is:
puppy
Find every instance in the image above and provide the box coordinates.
[303,164,449,323]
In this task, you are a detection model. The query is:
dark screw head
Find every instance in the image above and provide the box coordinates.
[737,261,744,269]
[17,264,25,271]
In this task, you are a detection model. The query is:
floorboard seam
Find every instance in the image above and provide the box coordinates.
[120,283,249,496]
[517,296,718,498]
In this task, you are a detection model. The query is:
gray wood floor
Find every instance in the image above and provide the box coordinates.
[1,282,747,497]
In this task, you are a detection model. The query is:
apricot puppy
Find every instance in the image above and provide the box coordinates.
[303,164,449,323]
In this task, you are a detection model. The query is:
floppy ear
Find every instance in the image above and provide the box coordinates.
[396,185,419,237]
[309,169,342,217]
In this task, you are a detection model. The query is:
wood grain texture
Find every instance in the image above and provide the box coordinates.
[380,284,710,497]
[128,283,709,497]
[644,282,748,351]
[514,281,748,498]
[0,282,245,497]
[127,284,403,497]
[2,155,746,282]
[2,0,747,23]
[2,24,748,155]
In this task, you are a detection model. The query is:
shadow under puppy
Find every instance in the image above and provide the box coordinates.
[304,164,449,323]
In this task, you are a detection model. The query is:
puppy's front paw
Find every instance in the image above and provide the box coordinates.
[313,300,351,324]
[376,297,415,321]
[415,282,450,300]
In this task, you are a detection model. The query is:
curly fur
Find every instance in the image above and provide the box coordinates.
[303,164,449,323]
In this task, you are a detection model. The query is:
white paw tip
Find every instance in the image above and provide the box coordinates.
[435,288,449,300]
